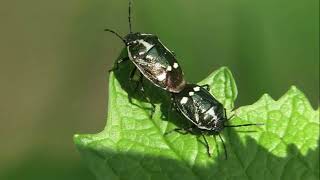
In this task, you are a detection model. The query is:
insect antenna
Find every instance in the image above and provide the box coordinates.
[218,134,227,160]
[224,123,264,128]
[226,114,234,121]
[104,29,127,44]
[128,0,132,33]
[225,113,264,127]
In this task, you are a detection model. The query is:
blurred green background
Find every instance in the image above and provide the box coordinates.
[0,0,318,179]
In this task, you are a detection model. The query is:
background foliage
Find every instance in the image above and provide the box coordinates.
[0,0,318,179]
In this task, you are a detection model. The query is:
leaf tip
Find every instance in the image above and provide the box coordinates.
[288,85,300,93]
[281,85,305,99]
[73,134,95,149]
[219,66,229,71]
[204,66,232,80]
[261,93,273,99]
[73,134,83,147]
[217,66,233,77]
[256,93,275,104]
[284,86,309,98]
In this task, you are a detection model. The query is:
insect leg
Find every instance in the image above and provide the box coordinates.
[138,75,156,118]
[224,109,264,127]
[201,133,211,157]
[164,125,195,136]
[213,135,220,156]
[164,128,187,135]
[129,66,137,81]
[218,134,227,160]
[109,57,129,72]
[223,108,235,122]
[200,84,210,91]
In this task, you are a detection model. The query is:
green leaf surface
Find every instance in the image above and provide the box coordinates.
[74,67,319,180]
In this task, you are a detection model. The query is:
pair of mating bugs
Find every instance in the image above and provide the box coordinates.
[105,0,261,159]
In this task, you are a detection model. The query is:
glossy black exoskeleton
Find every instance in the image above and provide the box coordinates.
[105,0,185,93]
[172,84,227,132]
[168,84,263,159]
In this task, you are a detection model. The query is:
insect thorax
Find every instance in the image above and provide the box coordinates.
[125,33,158,59]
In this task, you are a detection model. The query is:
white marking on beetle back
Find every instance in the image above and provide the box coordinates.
[146,55,153,59]
[206,107,218,122]
[138,51,145,55]
[194,112,200,122]
[166,66,172,71]
[180,97,188,104]
[154,63,162,68]
[173,62,179,69]
[193,86,200,92]
[138,40,153,51]
[140,33,153,36]
[189,91,195,96]
[156,73,166,81]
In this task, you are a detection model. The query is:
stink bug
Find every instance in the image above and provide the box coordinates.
[167,84,263,159]
[105,0,186,93]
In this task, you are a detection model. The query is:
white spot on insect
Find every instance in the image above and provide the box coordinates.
[140,33,153,36]
[173,63,179,69]
[193,86,200,92]
[189,91,195,96]
[155,63,162,68]
[146,55,153,59]
[180,97,188,104]
[139,51,145,55]
[156,73,166,81]
[166,66,172,71]
[194,112,200,122]
[206,107,218,123]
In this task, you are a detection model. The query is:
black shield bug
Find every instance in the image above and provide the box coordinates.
[105,0,186,93]
[167,84,263,159]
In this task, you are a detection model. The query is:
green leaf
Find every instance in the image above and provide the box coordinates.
[74,67,319,180]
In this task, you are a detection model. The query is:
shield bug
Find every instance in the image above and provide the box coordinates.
[105,0,186,93]
[167,84,263,159]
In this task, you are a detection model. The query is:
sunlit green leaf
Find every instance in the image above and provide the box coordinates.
[74,67,319,180]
